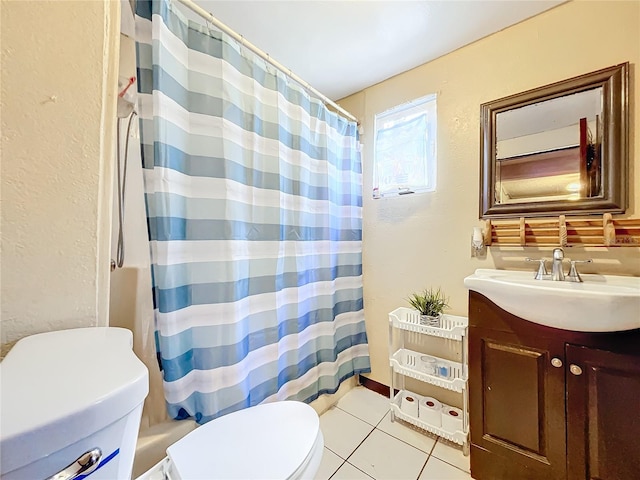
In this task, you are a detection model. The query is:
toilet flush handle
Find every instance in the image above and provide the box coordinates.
[46,448,102,480]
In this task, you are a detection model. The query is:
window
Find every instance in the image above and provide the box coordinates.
[373,95,437,198]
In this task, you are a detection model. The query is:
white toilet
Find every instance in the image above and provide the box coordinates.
[0,327,324,480]
[139,400,324,480]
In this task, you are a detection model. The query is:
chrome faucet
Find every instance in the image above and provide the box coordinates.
[527,248,593,282]
[566,259,594,282]
[551,248,565,281]
[525,257,548,280]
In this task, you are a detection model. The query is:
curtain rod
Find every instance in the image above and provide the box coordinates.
[173,0,358,123]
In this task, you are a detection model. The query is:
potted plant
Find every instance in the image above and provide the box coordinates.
[407,287,449,327]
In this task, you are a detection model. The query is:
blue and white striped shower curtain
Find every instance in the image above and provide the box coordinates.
[135,0,370,424]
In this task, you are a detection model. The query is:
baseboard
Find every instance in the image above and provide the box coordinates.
[358,374,398,397]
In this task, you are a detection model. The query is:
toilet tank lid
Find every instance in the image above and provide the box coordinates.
[0,327,149,475]
[167,401,321,480]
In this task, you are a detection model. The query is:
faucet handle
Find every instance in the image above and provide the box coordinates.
[526,258,548,280]
[566,259,593,283]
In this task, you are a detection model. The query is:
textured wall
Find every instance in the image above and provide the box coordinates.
[1,0,120,354]
[340,0,640,386]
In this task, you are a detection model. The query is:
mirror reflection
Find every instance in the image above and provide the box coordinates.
[480,62,627,218]
[495,88,603,204]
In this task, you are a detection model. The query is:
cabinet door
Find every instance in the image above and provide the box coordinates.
[566,344,640,480]
[469,327,566,480]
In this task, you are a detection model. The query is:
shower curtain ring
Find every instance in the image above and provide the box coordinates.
[265,53,274,74]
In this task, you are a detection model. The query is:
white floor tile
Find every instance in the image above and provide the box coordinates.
[320,406,374,459]
[430,439,471,473]
[348,429,428,480]
[331,462,374,480]
[314,448,344,480]
[377,412,437,453]
[336,386,391,426]
[418,457,472,479]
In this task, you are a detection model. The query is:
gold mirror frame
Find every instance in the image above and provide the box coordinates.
[480,63,628,219]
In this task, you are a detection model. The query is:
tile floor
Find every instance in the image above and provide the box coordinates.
[316,387,473,480]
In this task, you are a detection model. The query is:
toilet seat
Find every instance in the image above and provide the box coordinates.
[165,401,323,480]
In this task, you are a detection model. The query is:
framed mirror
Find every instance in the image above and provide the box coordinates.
[480,62,628,218]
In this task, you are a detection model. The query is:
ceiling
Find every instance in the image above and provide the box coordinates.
[184,1,566,101]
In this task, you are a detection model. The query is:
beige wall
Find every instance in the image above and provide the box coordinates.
[110,31,170,429]
[1,0,120,354]
[340,0,640,386]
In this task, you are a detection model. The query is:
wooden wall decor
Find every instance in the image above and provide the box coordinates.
[481,215,640,247]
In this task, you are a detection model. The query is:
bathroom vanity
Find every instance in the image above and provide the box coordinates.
[467,290,640,480]
[469,60,637,479]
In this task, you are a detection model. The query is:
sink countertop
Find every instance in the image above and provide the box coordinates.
[464,269,640,332]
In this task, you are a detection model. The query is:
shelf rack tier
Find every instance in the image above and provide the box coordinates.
[389,308,468,340]
[391,390,468,446]
[390,348,467,392]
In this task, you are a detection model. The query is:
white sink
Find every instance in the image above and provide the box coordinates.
[464,269,640,332]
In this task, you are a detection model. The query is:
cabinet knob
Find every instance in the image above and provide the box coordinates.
[551,357,563,368]
[570,364,583,376]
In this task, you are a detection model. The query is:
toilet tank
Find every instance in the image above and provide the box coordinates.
[0,327,149,479]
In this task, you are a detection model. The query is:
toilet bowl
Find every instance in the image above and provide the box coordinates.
[0,327,323,480]
[138,401,324,480]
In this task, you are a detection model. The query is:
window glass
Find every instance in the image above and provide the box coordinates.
[373,95,437,198]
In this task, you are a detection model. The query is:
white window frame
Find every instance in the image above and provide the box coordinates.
[373,94,437,198]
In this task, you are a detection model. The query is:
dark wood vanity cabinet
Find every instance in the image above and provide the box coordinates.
[468,291,640,480]
[469,322,567,480]
[565,344,640,480]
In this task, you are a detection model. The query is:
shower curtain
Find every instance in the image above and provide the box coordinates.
[135,0,370,424]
